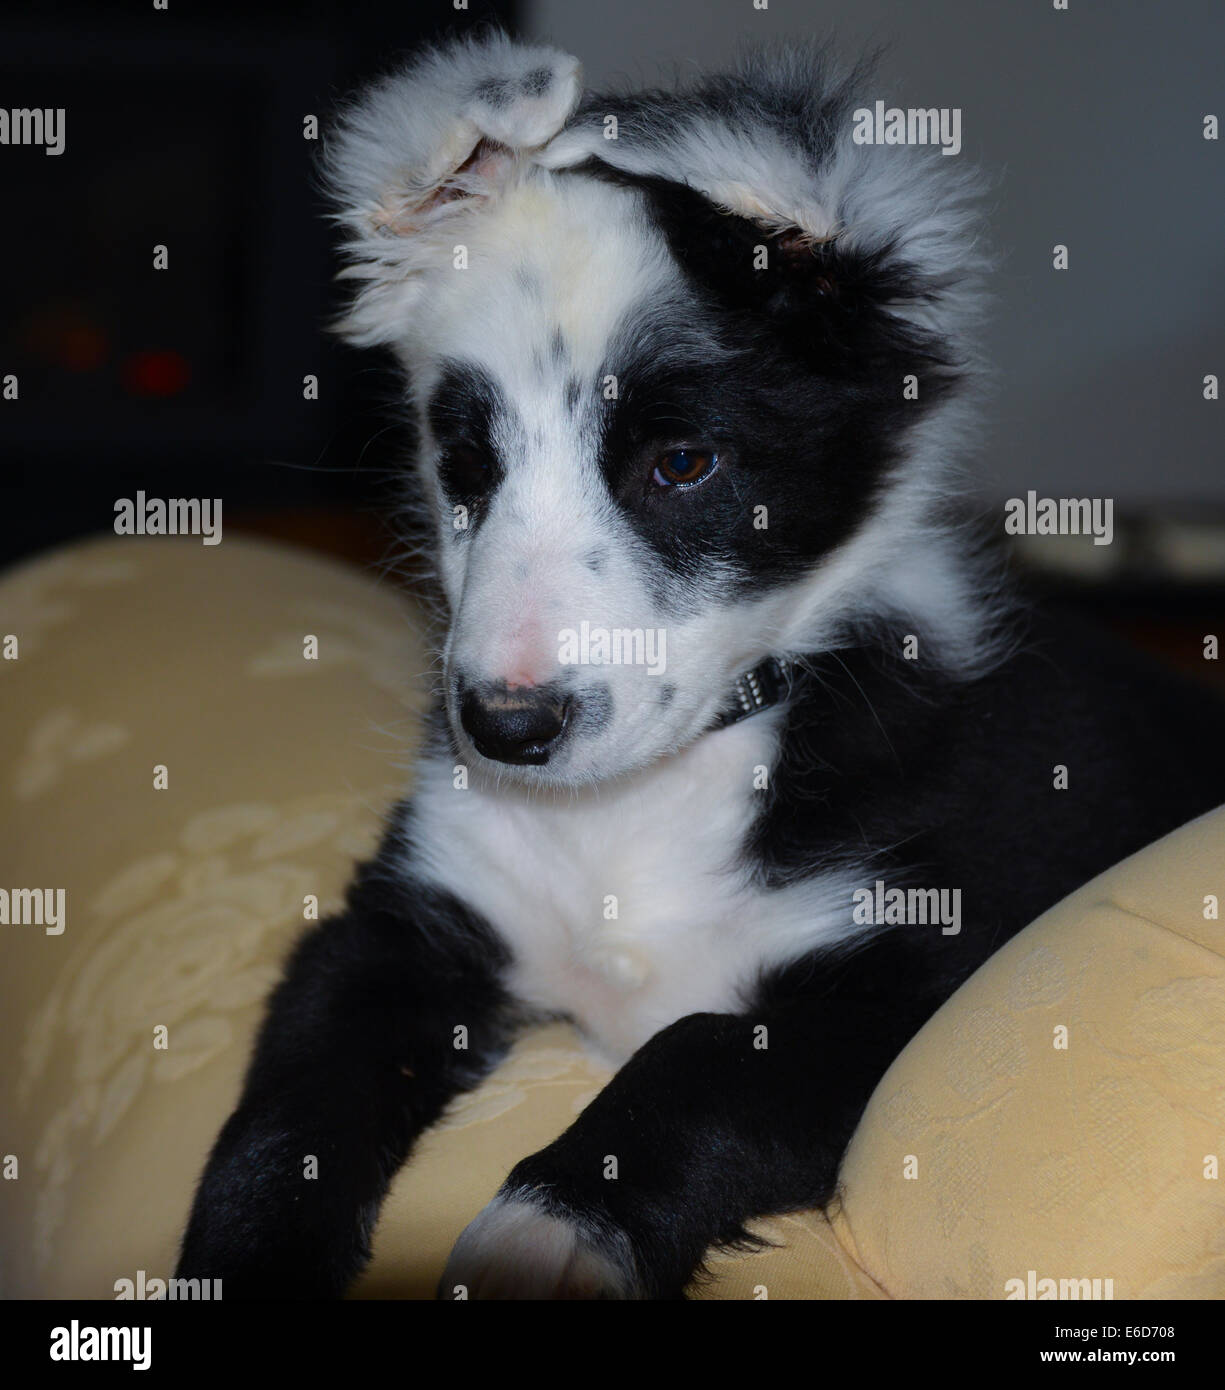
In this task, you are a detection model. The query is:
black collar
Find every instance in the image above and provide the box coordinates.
[712,656,794,729]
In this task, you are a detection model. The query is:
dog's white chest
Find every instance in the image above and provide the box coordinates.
[408,720,860,1062]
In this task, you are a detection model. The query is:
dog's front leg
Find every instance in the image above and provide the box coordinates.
[443,995,930,1299]
[176,838,515,1298]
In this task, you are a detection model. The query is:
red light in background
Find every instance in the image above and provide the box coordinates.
[121,349,191,398]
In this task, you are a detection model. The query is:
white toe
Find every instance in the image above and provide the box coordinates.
[441,1193,633,1300]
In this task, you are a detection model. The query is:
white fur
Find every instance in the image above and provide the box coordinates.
[442,1193,633,1300]
[324,35,584,346]
[408,712,869,1063]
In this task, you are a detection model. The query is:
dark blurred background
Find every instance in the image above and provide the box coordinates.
[0,0,519,567]
[1,0,1221,681]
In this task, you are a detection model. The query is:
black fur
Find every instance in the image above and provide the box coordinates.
[428,360,507,525]
[585,167,955,592]
[177,813,517,1297]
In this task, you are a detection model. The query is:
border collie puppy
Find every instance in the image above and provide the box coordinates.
[178,33,1225,1299]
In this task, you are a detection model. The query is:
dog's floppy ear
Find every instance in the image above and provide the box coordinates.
[538,43,985,348]
[325,33,582,347]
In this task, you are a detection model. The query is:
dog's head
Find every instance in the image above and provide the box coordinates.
[327,34,988,786]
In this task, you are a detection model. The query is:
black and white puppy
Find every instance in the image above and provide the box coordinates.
[178,33,1225,1299]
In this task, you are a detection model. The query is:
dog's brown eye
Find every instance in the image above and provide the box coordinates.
[652,448,718,489]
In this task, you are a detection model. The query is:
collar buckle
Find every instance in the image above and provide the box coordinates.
[714,656,793,729]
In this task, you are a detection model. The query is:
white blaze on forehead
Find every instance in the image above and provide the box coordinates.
[407,171,676,389]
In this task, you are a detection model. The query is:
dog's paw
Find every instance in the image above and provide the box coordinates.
[439,1192,636,1300]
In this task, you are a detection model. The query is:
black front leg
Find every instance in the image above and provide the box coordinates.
[444,954,938,1299]
[177,830,515,1298]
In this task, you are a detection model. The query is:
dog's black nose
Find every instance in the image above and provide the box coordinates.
[459,684,570,765]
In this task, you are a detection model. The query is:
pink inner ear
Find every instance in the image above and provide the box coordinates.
[413,138,511,218]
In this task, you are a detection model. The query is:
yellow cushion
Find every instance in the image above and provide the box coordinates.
[1,534,1220,1299]
[830,805,1225,1299]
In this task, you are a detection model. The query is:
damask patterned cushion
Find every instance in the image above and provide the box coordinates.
[0,535,1220,1299]
[830,805,1225,1299]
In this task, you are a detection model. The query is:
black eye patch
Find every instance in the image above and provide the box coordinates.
[427,360,509,511]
